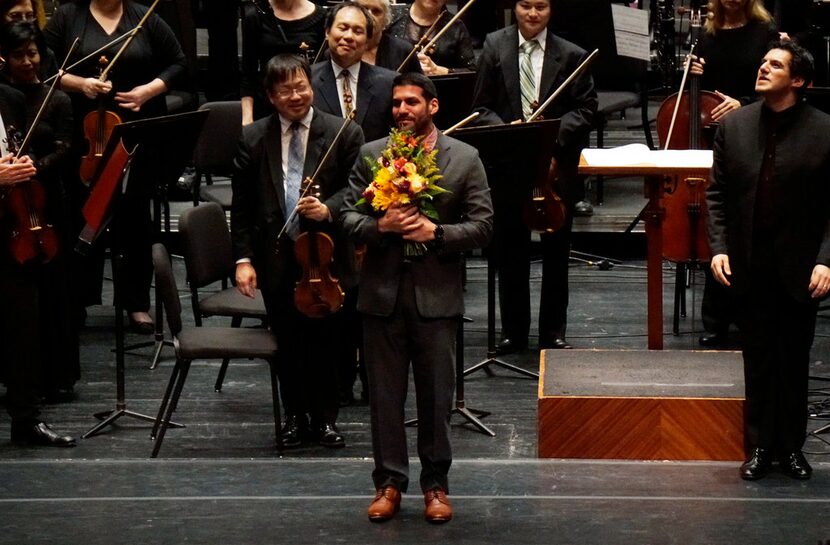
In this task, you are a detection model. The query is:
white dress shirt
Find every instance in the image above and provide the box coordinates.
[331,60,360,116]
[518,29,547,103]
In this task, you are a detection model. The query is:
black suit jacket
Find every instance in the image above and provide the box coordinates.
[0,84,28,224]
[342,133,493,318]
[311,60,396,143]
[707,100,830,302]
[471,25,597,203]
[231,108,365,294]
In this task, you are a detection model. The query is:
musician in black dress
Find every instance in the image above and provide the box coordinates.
[387,0,476,75]
[240,0,326,124]
[0,21,79,400]
[0,0,57,79]
[44,0,187,333]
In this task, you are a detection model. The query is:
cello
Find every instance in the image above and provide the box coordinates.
[655,8,722,263]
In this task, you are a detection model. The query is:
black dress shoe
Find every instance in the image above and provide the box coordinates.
[540,338,573,350]
[11,421,76,447]
[780,451,812,480]
[280,414,308,448]
[496,338,527,355]
[317,423,345,448]
[128,315,155,335]
[698,331,727,347]
[739,447,772,480]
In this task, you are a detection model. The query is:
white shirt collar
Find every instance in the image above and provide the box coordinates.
[279,107,314,134]
[331,60,360,81]
[518,28,547,51]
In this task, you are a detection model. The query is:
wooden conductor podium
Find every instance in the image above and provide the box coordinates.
[578,145,713,350]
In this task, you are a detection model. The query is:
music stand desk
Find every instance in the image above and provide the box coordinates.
[578,149,712,350]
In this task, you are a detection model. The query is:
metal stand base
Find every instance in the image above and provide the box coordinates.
[84,405,180,439]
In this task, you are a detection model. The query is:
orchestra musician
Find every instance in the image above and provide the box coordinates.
[232,54,364,448]
[707,40,830,481]
[0,0,58,80]
[0,73,76,447]
[342,72,493,523]
[344,0,422,74]
[240,0,326,125]
[311,1,396,143]
[43,0,187,333]
[689,0,779,348]
[471,0,597,353]
[387,0,476,75]
[0,21,79,401]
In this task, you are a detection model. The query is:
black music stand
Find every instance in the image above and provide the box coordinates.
[117,110,209,370]
[429,71,477,130]
[82,111,207,438]
[453,119,561,380]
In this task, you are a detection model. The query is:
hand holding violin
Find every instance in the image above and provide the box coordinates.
[80,77,113,100]
[297,195,330,222]
[0,154,37,186]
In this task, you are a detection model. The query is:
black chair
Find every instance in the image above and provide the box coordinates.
[191,101,243,208]
[150,243,281,457]
[178,202,268,392]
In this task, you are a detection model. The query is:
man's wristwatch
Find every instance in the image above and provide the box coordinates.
[431,224,445,250]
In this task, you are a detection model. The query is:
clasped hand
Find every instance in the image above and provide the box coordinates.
[297,196,330,222]
[0,154,36,186]
[378,204,436,242]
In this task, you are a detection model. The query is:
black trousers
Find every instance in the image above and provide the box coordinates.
[495,211,573,344]
[364,269,456,494]
[735,269,816,454]
[701,268,736,334]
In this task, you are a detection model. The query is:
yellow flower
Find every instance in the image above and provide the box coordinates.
[403,162,417,175]
[408,173,425,194]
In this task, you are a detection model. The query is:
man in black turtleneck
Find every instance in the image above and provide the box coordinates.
[707,40,830,482]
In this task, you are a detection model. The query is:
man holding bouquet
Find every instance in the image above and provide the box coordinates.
[342,72,493,523]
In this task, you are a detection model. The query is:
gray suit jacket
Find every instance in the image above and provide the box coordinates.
[311,60,396,143]
[341,133,493,318]
[231,108,365,292]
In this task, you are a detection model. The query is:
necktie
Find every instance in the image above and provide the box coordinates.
[340,69,354,117]
[520,39,539,121]
[285,122,303,240]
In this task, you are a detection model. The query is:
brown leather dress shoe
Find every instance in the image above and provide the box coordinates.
[367,486,401,522]
[423,488,452,523]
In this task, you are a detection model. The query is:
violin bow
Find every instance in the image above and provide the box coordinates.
[99,0,164,81]
[42,31,134,85]
[443,111,479,135]
[395,10,445,72]
[526,48,599,123]
[15,38,80,158]
[274,111,356,246]
[663,42,696,150]
[419,0,479,58]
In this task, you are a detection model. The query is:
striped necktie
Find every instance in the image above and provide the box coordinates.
[520,39,539,121]
[285,122,303,240]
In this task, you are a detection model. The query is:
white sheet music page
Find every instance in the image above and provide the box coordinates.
[581,144,713,169]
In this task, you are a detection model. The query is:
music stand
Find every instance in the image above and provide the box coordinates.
[118,110,209,370]
[82,111,207,438]
[429,71,477,130]
[452,119,561,380]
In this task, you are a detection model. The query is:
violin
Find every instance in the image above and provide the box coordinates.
[293,178,345,318]
[2,126,59,265]
[79,55,122,185]
[655,8,720,263]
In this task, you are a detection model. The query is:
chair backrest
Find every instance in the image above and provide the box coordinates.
[178,202,235,288]
[152,243,184,336]
[193,101,243,174]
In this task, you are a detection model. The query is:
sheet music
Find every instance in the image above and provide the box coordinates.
[581,144,713,169]
[611,4,649,62]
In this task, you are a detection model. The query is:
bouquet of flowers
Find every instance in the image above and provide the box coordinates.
[356,128,448,256]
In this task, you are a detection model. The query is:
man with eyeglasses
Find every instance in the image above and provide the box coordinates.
[232,53,364,449]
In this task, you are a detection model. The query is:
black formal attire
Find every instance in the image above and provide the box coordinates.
[342,132,493,493]
[707,100,830,454]
[696,19,779,338]
[205,0,241,101]
[387,8,476,72]
[321,33,423,74]
[44,0,187,314]
[311,60,396,143]
[232,107,364,428]
[471,25,596,346]
[241,0,326,120]
[0,83,77,426]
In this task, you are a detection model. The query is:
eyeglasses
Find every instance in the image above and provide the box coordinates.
[6,11,36,22]
[273,83,311,99]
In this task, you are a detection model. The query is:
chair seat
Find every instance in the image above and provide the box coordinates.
[176,327,277,360]
[201,182,232,209]
[596,90,640,116]
[199,288,268,318]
